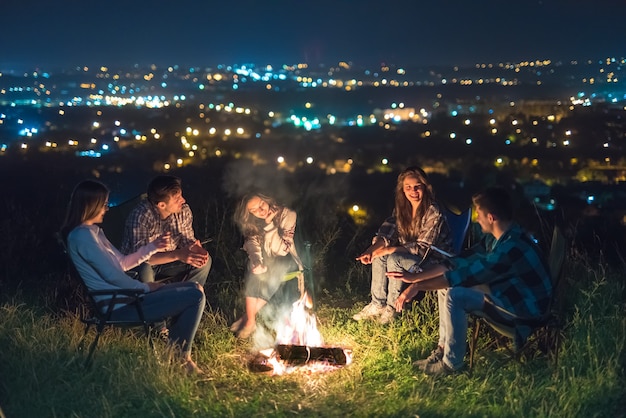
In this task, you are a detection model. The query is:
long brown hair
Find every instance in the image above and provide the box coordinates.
[234,192,281,239]
[60,180,109,240]
[394,166,434,240]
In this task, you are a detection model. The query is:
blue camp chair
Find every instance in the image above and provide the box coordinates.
[441,205,472,255]
[468,225,567,370]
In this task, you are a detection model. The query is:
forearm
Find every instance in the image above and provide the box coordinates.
[148,249,181,265]
[410,275,450,291]
[118,242,158,270]
[243,236,263,266]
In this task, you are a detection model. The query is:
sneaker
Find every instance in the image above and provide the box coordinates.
[413,346,444,370]
[378,305,398,324]
[423,358,458,376]
[352,302,384,321]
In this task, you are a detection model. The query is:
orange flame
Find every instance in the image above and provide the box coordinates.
[253,291,352,376]
[275,292,322,346]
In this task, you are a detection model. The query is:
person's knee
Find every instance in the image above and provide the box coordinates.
[446,287,485,312]
[189,284,206,306]
[205,253,213,270]
[387,252,403,264]
[386,252,416,272]
[136,262,155,283]
[372,255,386,267]
[199,254,212,277]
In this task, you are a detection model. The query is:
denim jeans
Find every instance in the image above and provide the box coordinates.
[133,256,212,286]
[371,252,423,308]
[438,286,519,370]
[110,281,205,356]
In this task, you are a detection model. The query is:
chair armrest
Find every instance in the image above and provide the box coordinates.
[88,289,145,316]
[88,289,144,297]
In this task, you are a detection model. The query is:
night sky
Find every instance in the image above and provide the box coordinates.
[1,0,624,70]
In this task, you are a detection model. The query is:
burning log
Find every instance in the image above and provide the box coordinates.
[247,345,353,374]
[246,291,352,374]
[275,344,350,366]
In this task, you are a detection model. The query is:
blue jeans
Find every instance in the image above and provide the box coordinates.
[371,252,423,308]
[438,286,515,370]
[110,282,205,357]
[134,256,212,286]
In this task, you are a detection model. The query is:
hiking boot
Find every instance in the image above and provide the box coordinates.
[423,357,459,376]
[413,346,444,370]
[352,302,384,321]
[378,305,398,324]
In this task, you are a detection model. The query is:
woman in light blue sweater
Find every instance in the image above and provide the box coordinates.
[61,179,205,374]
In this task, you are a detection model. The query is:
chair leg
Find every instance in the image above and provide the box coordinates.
[144,323,156,353]
[85,325,104,368]
[553,329,561,371]
[77,323,92,353]
[469,318,481,371]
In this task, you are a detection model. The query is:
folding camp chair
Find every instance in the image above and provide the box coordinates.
[467,225,567,370]
[56,233,157,368]
[441,205,472,255]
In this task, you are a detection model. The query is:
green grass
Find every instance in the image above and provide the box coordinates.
[1,260,625,418]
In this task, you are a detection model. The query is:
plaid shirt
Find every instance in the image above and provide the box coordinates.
[445,223,553,321]
[374,202,453,260]
[120,199,197,255]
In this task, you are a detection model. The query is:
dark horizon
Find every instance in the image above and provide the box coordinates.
[2,0,625,71]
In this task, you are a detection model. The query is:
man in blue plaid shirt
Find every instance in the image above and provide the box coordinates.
[121,175,211,286]
[387,187,552,375]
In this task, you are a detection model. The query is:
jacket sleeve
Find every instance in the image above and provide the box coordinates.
[175,204,197,249]
[70,227,150,291]
[266,207,296,256]
[243,235,264,268]
[373,215,398,246]
[109,237,159,271]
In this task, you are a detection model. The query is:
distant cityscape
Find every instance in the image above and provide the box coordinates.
[1,56,626,227]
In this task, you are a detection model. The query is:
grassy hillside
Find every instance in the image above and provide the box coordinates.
[1,255,624,418]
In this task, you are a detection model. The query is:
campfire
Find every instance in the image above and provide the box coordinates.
[248,291,352,375]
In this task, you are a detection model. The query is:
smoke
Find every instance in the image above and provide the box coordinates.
[221,158,353,346]
[252,302,294,350]
[221,160,295,207]
[221,159,352,213]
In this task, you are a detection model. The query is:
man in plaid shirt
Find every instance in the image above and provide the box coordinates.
[121,175,211,286]
[387,187,552,375]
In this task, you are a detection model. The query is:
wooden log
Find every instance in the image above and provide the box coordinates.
[275,344,349,365]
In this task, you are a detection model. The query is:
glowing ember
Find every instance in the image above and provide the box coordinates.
[249,291,352,375]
